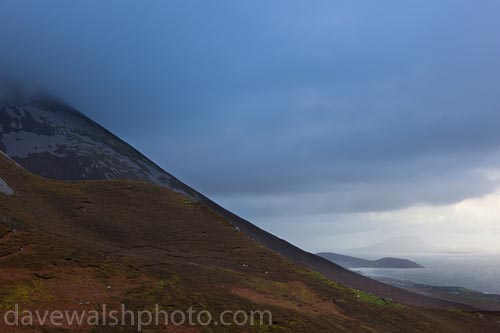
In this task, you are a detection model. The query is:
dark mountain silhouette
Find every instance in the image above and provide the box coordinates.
[317,252,424,269]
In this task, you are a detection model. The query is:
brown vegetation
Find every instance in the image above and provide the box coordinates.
[1,154,499,332]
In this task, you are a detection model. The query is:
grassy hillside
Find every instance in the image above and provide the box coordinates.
[1,153,499,332]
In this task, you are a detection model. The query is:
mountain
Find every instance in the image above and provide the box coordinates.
[317,253,424,269]
[0,93,200,198]
[2,152,500,332]
[0,94,487,311]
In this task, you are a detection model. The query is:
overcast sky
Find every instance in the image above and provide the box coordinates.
[2,0,500,253]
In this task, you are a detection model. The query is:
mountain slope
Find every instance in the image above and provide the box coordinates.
[0,95,201,199]
[1,153,500,332]
[0,95,480,310]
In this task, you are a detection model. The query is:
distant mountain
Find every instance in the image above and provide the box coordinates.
[0,93,471,310]
[349,237,433,254]
[317,253,424,269]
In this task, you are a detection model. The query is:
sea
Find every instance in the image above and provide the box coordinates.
[349,253,500,295]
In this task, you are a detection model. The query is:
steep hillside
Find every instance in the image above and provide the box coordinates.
[1,153,499,332]
[0,96,488,309]
[0,95,200,198]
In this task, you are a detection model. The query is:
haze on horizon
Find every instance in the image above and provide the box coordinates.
[1,0,500,253]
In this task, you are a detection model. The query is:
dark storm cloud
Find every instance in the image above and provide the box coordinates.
[2,0,500,219]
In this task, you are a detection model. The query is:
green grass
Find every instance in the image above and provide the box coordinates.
[305,269,406,309]
[0,283,32,310]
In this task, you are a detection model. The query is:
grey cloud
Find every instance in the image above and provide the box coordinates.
[1,0,500,221]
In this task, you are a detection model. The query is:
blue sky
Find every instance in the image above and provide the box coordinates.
[2,0,500,252]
